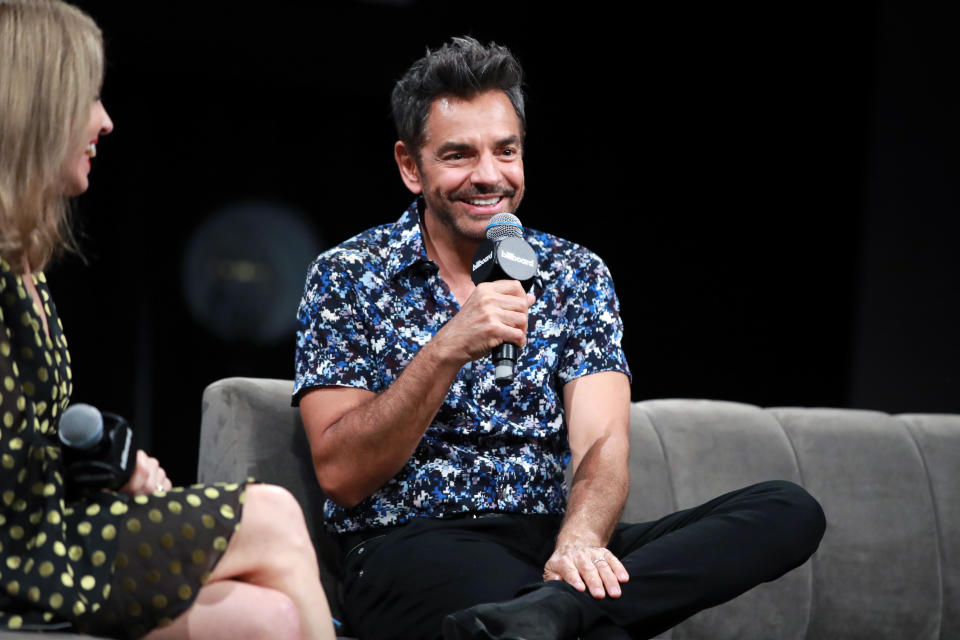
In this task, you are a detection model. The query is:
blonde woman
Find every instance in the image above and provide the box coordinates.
[0,2,335,638]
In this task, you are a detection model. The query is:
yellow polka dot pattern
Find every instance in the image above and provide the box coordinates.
[0,262,248,637]
[0,264,91,633]
[74,483,247,638]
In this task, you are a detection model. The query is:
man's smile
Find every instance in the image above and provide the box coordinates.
[464,196,502,206]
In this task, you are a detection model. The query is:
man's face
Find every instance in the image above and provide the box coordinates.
[405,90,525,242]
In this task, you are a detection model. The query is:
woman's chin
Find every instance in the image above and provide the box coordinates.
[62,175,90,197]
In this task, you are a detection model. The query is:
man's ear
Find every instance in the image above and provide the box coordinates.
[394,141,423,194]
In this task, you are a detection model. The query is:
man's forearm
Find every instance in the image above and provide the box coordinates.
[556,434,629,548]
[542,430,631,599]
[543,371,631,598]
[306,340,463,507]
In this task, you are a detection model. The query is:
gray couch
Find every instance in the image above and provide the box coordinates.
[9,377,958,639]
[196,377,960,640]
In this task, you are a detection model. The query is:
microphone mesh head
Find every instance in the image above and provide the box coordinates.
[59,403,103,450]
[485,213,523,240]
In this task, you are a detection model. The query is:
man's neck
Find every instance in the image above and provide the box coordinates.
[420,209,478,306]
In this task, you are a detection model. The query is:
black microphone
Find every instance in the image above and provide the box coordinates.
[471,212,538,385]
[59,403,135,498]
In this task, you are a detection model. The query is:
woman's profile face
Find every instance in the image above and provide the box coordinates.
[61,99,113,197]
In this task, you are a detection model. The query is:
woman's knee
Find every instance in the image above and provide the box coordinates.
[189,585,301,640]
[243,485,310,538]
[240,484,317,564]
[149,582,302,640]
[242,588,301,640]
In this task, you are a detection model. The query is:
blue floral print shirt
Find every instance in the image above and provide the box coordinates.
[294,200,631,534]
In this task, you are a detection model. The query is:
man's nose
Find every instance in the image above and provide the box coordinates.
[471,152,500,185]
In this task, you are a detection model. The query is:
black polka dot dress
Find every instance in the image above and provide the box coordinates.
[0,260,247,638]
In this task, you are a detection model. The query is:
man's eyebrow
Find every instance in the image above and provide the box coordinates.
[435,141,474,155]
[435,136,521,156]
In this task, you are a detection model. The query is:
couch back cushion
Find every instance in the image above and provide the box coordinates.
[200,380,960,639]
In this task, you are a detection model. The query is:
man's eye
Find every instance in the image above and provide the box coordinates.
[501,148,518,157]
[445,153,464,161]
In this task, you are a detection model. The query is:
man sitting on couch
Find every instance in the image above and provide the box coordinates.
[293,36,826,640]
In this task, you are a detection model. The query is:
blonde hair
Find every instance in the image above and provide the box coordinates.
[0,0,103,272]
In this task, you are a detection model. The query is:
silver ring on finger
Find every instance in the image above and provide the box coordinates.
[593,557,607,566]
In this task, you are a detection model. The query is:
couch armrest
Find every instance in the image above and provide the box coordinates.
[198,377,343,618]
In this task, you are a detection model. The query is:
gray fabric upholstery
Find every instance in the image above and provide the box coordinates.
[12,380,956,638]
[196,379,960,639]
[197,377,343,618]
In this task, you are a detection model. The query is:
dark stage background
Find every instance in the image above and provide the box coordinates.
[58,2,959,484]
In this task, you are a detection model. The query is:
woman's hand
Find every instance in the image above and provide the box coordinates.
[118,450,172,495]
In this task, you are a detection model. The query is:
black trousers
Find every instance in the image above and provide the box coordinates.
[339,480,826,640]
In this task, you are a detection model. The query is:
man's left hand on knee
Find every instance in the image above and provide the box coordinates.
[543,543,630,599]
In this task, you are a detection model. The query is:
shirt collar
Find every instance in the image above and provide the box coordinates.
[385,199,433,281]
[383,199,547,291]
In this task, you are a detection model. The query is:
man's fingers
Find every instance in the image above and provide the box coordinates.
[474,285,534,316]
[596,560,622,598]
[500,308,529,330]
[499,310,529,346]
[496,290,534,310]
[542,569,562,582]
[607,554,630,583]
[544,545,628,601]
[547,556,586,592]
[484,279,528,297]
[576,556,608,599]
[561,562,587,592]
[545,547,628,599]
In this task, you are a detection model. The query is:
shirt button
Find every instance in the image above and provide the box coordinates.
[358,547,364,555]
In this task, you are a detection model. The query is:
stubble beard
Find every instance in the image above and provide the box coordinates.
[426,185,522,244]
[431,200,486,242]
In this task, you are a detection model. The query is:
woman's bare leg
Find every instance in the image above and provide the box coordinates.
[143,580,301,640]
[149,484,335,640]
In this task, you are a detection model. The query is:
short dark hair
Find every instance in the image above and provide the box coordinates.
[391,36,525,154]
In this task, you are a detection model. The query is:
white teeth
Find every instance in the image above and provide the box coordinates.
[84,143,96,158]
[467,197,500,206]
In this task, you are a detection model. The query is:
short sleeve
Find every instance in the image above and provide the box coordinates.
[556,253,631,384]
[293,253,381,404]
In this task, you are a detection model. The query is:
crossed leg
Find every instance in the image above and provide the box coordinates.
[145,484,335,640]
[444,481,826,639]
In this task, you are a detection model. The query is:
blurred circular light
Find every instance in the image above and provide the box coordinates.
[182,202,322,343]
